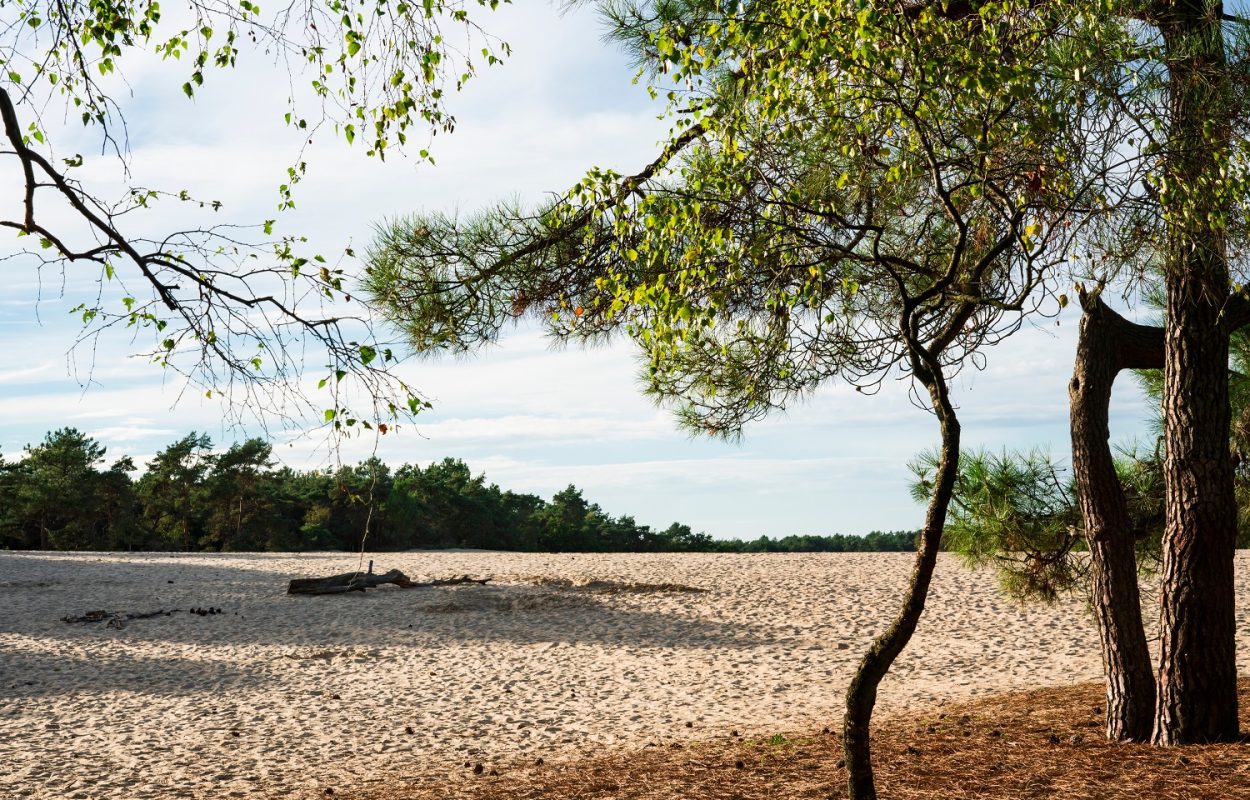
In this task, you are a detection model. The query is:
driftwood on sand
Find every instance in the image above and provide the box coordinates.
[286,564,489,596]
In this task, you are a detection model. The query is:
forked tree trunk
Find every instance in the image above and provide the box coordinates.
[1155,3,1240,745]
[1069,292,1161,741]
[843,359,959,800]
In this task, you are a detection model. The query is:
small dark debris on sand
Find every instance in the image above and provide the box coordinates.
[61,606,222,629]
[190,606,224,616]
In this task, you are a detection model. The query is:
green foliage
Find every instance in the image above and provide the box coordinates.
[200,438,280,550]
[1,0,508,161]
[727,530,916,553]
[0,428,917,553]
[914,448,1083,601]
[0,0,508,432]
[0,430,145,550]
[367,1,1121,437]
[911,445,1172,604]
[137,432,214,550]
[18,429,109,549]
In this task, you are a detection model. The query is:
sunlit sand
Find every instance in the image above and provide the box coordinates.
[5,551,1250,799]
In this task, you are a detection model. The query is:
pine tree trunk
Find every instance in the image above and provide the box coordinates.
[1069,292,1161,742]
[843,359,959,799]
[1154,2,1240,745]
[1155,280,1239,743]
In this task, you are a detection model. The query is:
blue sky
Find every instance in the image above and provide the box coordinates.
[0,4,1156,539]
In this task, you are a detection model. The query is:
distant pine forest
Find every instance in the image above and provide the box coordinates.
[0,428,918,554]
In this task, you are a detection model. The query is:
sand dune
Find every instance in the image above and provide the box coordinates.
[3,551,1249,799]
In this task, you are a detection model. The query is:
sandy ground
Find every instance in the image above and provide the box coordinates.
[3,551,1250,800]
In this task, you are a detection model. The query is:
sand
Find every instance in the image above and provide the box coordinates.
[2,550,1249,799]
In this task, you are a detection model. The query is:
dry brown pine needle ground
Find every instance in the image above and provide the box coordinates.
[305,680,1250,800]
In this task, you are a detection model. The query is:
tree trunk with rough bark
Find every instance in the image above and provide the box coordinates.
[1069,291,1162,742]
[843,358,960,800]
[1154,2,1240,745]
[1156,278,1240,743]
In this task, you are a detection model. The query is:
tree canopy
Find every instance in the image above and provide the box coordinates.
[367,1,1116,433]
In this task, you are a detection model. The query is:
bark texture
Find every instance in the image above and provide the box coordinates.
[287,569,488,595]
[1069,291,1162,742]
[1155,276,1240,743]
[1155,1,1240,745]
[843,359,960,799]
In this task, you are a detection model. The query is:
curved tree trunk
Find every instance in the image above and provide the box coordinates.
[843,358,960,800]
[1069,291,1162,742]
[1154,3,1240,745]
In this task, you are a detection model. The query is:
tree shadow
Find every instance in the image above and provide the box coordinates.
[29,585,774,650]
[0,645,272,699]
[0,549,363,585]
[2,552,777,652]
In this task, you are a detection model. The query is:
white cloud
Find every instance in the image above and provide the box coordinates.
[415,413,672,446]
[0,362,59,385]
[87,424,180,444]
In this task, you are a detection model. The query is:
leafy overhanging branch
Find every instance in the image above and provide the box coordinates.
[0,0,512,431]
[368,2,1128,434]
[1,83,424,429]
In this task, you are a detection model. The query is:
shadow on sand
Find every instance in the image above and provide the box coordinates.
[2,552,782,696]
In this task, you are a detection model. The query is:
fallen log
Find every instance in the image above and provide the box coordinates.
[287,568,406,594]
[286,567,489,595]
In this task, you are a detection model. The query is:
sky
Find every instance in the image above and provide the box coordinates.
[0,4,1157,539]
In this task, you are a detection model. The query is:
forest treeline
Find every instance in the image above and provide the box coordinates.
[0,428,917,554]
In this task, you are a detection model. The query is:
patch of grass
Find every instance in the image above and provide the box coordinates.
[739,732,814,750]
